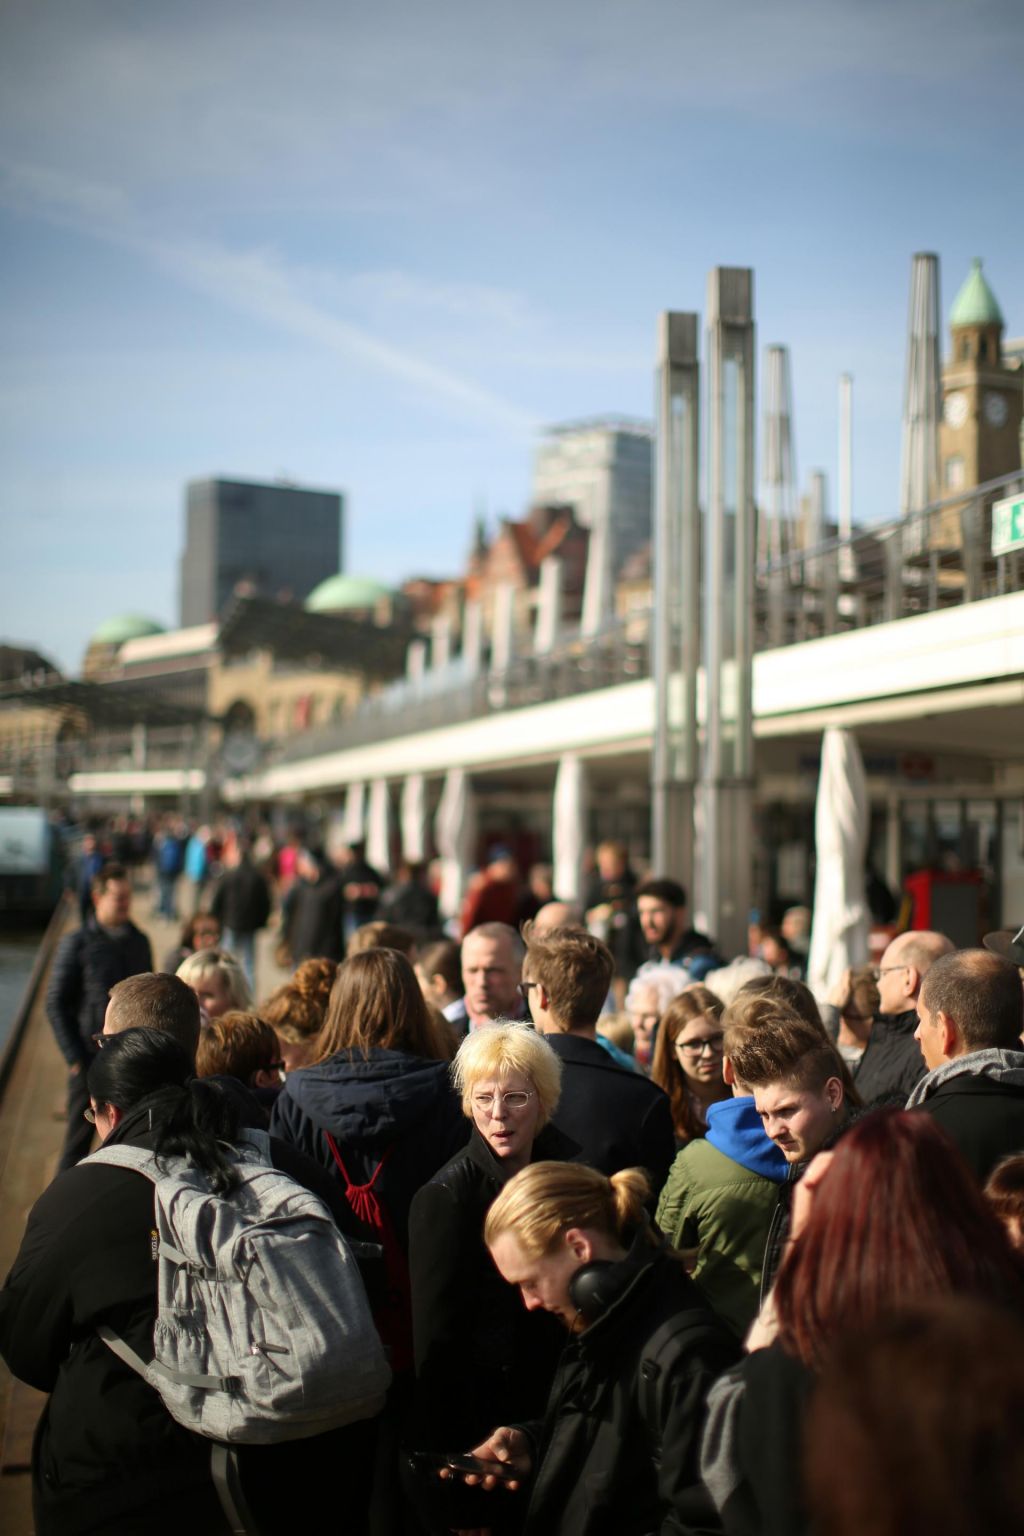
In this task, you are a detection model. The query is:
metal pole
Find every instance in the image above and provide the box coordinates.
[651,312,699,882]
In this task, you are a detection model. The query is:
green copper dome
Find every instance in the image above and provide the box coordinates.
[305,574,392,613]
[90,614,166,646]
[950,259,1004,328]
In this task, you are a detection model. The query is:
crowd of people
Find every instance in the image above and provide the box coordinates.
[2,823,1024,1535]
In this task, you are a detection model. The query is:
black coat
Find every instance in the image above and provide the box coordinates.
[702,1343,814,1536]
[210,858,272,935]
[853,1009,926,1105]
[409,1122,578,1448]
[543,1031,676,1198]
[46,917,153,1068]
[913,1067,1024,1181]
[269,1047,468,1251]
[0,1099,373,1536]
[286,872,345,962]
[519,1246,738,1536]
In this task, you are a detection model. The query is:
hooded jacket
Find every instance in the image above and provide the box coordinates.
[905,1047,1024,1181]
[657,1097,787,1339]
[269,1047,468,1250]
[853,1009,926,1105]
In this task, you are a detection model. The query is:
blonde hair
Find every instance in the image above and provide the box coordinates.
[176,948,253,1012]
[484,1161,650,1258]
[453,1022,561,1127]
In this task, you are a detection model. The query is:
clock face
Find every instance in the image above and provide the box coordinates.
[984,391,1008,428]
[944,391,968,429]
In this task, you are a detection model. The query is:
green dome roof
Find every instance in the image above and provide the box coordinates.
[305,574,392,613]
[950,259,1004,328]
[90,614,166,646]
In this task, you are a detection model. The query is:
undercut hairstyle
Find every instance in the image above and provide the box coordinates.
[92,861,128,895]
[733,973,822,1027]
[773,1109,1024,1369]
[484,1161,651,1258]
[467,922,525,964]
[418,940,464,998]
[723,997,860,1105]
[523,924,614,1028]
[453,1022,562,1127]
[106,972,202,1062]
[313,947,448,1063]
[635,877,687,909]
[347,921,418,959]
[176,948,254,1012]
[919,949,1024,1052]
[196,1011,281,1085]
[87,1028,241,1194]
[260,957,338,1044]
[651,986,729,1143]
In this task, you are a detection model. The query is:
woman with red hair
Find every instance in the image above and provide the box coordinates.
[701,1108,1024,1536]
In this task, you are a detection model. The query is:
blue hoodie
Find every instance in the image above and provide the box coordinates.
[705,1095,787,1183]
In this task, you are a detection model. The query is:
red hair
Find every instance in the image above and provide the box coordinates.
[774,1108,1024,1368]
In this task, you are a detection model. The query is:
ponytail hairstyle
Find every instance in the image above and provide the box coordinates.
[484,1160,651,1258]
[87,1027,242,1194]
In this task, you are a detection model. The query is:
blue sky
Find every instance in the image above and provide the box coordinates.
[1,0,1021,671]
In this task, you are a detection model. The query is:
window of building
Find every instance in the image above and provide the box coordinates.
[960,337,971,361]
[979,336,988,362]
[944,455,966,490]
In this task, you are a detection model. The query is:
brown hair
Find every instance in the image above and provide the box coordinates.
[312,947,447,1063]
[261,958,338,1044]
[835,965,880,1023]
[920,949,1024,1052]
[523,923,614,1028]
[196,1011,280,1084]
[484,1161,651,1257]
[651,986,729,1143]
[418,939,464,997]
[733,973,822,1026]
[106,973,201,1062]
[985,1154,1024,1250]
[347,921,418,959]
[724,996,861,1107]
[92,861,128,895]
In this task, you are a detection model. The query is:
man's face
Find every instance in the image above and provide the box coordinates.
[914,994,948,1071]
[876,942,913,1014]
[94,879,132,927]
[637,896,681,948]
[489,1230,583,1330]
[754,1078,840,1164]
[461,933,520,1021]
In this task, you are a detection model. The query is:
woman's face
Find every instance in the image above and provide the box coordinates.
[193,971,233,1020]
[470,1069,542,1173]
[629,986,660,1062]
[190,919,221,951]
[674,1012,726,1089]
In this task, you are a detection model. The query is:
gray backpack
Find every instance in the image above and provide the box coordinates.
[89,1129,391,1444]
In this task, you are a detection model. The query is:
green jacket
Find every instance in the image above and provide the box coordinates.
[656,1135,781,1340]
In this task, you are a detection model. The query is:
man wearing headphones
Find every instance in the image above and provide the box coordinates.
[454,1160,737,1535]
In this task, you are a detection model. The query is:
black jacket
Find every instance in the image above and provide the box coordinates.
[519,1245,737,1535]
[0,1098,370,1536]
[906,1048,1024,1181]
[210,857,272,935]
[409,1122,578,1448]
[543,1031,676,1198]
[46,917,153,1068]
[270,1047,468,1251]
[853,1009,926,1105]
[286,872,345,962]
[702,1342,814,1536]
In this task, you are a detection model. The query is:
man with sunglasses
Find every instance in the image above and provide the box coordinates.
[854,928,954,1106]
[522,924,675,1195]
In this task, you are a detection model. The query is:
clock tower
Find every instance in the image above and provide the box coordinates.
[939,259,1023,495]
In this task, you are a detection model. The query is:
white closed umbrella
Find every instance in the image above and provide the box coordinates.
[807,727,870,999]
[341,781,366,846]
[400,773,428,863]
[435,768,476,920]
[552,754,587,903]
[366,779,392,875]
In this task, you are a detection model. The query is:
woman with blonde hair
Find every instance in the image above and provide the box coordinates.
[175,946,252,1021]
[409,1024,577,1450]
[651,985,732,1148]
[448,1159,736,1535]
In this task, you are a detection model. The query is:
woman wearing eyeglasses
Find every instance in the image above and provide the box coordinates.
[651,986,732,1149]
[408,1022,580,1457]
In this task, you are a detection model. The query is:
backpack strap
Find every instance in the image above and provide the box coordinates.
[638,1310,713,1467]
[97,1325,240,1393]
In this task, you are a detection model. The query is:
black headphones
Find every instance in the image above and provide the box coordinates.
[568,1218,663,1323]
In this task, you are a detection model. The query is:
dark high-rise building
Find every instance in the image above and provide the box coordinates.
[179,477,344,626]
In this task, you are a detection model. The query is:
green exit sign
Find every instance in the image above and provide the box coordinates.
[992,493,1024,556]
